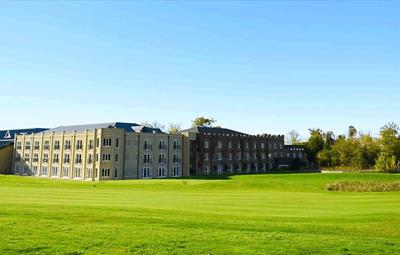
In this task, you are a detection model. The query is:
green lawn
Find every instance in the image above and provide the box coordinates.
[1,173,400,255]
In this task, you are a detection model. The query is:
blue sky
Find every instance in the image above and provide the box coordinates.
[0,1,399,138]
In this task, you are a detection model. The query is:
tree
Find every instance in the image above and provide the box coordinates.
[305,129,325,164]
[192,117,216,127]
[379,122,400,160]
[287,130,301,145]
[348,125,357,138]
[375,152,397,172]
[140,121,165,131]
[168,123,182,134]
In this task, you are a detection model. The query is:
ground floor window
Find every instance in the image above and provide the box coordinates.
[142,167,152,178]
[204,165,210,175]
[52,166,58,176]
[217,165,223,175]
[42,166,48,176]
[228,164,233,173]
[158,167,166,178]
[23,165,28,175]
[114,168,118,178]
[101,168,110,177]
[86,168,93,179]
[73,167,81,178]
[63,167,69,177]
[172,166,181,177]
[33,166,38,175]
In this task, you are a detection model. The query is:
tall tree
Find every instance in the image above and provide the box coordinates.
[191,117,216,127]
[348,125,357,138]
[305,129,325,164]
[287,130,301,145]
[168,123,182,134]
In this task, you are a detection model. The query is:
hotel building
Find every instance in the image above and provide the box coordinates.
[12,122,183,180]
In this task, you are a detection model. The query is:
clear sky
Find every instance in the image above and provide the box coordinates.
[1,1,399,139]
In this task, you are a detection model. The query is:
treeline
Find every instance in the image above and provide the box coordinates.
[299,123,400,172]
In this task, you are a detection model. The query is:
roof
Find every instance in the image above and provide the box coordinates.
[181,126,248,136]
[42,122,164,134]
[0,128,48,148]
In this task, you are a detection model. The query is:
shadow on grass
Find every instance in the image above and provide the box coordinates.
[169,169,321,180]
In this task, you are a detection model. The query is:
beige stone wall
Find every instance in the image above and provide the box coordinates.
[13,128,185,181]
[0,144,13,174]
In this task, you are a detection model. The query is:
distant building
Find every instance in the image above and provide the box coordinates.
[12,123,183,180]
[0,128,48,173]
[181,126,307,175]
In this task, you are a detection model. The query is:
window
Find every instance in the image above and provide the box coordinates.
[159,140,166,150]
[228,142,232,149]
[261,143,265,149]
[89,140,94,150]
[23,166,28,175]
[73,167,81,178]
[115,154,118,162]
[204,141,209,149]
[114,168,118,178]
[158,167,166,177]
[96,138,99,147]
[236,153,242,160]
[253,143,257,149]
[237,143,241,149]
[52,166,58,176]
[16,141,22,150]
[173,153,180,163]
[25,142,31,150]
[76,140,83,150]
[253,153,257,160]
[217,165,223,175]
[228,164,233,173]
[216,152,222,161]
[42,166,48,176]
[144,140,152,150]
[76,154,82,164]
[228,153,233,160]
[204,165,210,175]
[54,141,60,150]
[43,153,49,163]
[204,153,209,161]
[43,141,50,150]
[102,154,111,162]
[172,166,181,177]
[63,167,69,177]
[33,153,39,162]
[34,141,39,150]
[158,154,165,163]
[96,153,99,162]
[15,153,21,161]
[280,144,283,150]
[32,166,38,175]
[101,168,111,177]
[86,168,93,178]
[53,153,59,163]
[142,167,152,178]
[143,154,152,164]
[115,139,119,148]
[88,154,93,164]
[24,153,30,162]
[217,141,222,149]
[273,143,277,150]
[64,154,70,164]
[245,143,249,149]
[65,140,71,150]
[103,138,112,147]
[261,153,266,160]
[14,164,20,174]
[173,140,181,150]
[245,153,250,160]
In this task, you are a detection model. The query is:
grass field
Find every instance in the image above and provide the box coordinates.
[1,173,400,255]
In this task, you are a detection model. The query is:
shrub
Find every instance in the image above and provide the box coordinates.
[327,181,400,192]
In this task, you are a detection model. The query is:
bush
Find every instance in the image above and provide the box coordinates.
[327,181,400,192]
[375,152,397,172]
